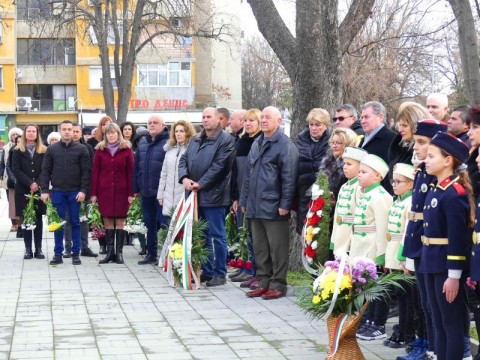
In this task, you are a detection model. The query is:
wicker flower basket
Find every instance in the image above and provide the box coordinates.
[325,304,368,360]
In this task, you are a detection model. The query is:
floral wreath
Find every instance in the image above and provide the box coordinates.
[302,172,331,274]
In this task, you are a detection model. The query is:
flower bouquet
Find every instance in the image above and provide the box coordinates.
[225,209,238,252]
[45,199,66,232]
[79,201,88,222]
[124,197,147,234]
[302,172,331,273]
[159,192,209,290]
[298,255,412,359]
[87,202,104,239]
[227,216,253,271]
[22,192,40,231]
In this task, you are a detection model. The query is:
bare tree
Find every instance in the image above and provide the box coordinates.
[247,0,375,140]
[242,35,291,110]
[24,0,233,123]
[447,0,480,104]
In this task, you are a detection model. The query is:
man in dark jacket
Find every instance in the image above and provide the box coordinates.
[358,101,396,193]
[133,115,169,264]
[63,124,97,258]
[239,106,299,300]
[179,107,236,287]
[40,120,91,265]
[333,104,364,135]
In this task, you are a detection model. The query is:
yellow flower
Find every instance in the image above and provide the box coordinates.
[305,226,314,243]
[312,295,321,304]
[169,243,183,260]
[48,223,62,232]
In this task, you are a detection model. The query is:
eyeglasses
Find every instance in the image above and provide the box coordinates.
[332,115,353,122]
[329,141,344,146]
[391,180,408,186]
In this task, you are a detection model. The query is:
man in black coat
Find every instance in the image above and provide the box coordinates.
[358,101,396,194]
[333,104,364,135]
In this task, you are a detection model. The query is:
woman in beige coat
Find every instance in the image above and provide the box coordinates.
[157,120,196,223]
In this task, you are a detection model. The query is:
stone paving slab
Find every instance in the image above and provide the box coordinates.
[0,190,405,359]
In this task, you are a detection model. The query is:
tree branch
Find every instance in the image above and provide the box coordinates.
[339,0,375,54]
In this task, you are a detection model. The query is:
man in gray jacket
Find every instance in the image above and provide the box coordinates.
[179,107,236,287]
[240,106,299,300]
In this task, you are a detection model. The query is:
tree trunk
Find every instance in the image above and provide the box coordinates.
[448,0,480,104]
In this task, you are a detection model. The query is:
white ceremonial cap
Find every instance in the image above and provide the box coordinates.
[342,147,368,162]
[393,163,415,181]
[361,154,389,179]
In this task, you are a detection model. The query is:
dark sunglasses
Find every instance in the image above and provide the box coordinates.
[332,115,353,122]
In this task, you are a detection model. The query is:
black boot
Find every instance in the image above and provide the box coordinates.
[24,231,33,259]
[99,229,115,264]
[138,246,147,255]
[127,233,134,246]
[24,247,33,259]
[33,222,45,259]
[98,235,107,254]
[116,229,125,264]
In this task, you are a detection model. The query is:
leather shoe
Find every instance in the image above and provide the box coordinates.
[50,254,63,265]
[138,256,157,265]
[246,287,269,298]
[24,248,33,260]
[72,254,82,265]
[81,248,98,257]
[138,246,147,255]
[34,250,45,259]
[230,272,252,282]
[206,276,226,287]
[63,250,72,258]
[261,289,285,300]
[228,269,242,278]
[200,274,213,283]
[249,279,259,290]
[240,277,257,288]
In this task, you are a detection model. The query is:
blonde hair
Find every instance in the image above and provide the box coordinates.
[397,102,430,134]
[17,124,47,154]
[329,127,359,148]
[241,108,261,137]
[96,123,130,150]
[306,108,330,126]
[168,120,196,146]
[94,116,113,142]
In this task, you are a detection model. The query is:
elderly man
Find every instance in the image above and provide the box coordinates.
[448,105,470,146]
[333,104,364,135]
[179,107,236,286]
[426,93,449,122]
[133,115,169,265]
[229,109,246,139]
[240,106,299,300]
[359,101,396,194]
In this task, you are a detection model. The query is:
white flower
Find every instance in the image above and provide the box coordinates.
[312,184,321,196]
[311,241,318,250]
[306,211,313,219]
[316,210,323,217]
[80,215,88,222]
[307,257,313,264]
[313,228,320,234]
[313,276,321,292]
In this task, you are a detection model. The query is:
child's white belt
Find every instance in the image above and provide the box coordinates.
[336,215,355,224]
[352,225,376,233]
[407,211,423,221]
[386,232,403,241]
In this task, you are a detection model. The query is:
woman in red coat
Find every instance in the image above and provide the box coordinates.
[90,123,134,264]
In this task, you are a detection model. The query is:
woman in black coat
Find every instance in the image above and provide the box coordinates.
[12,124,47,259]
[296,108,330,234]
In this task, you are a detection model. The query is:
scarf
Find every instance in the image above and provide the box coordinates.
[107,142,120,156]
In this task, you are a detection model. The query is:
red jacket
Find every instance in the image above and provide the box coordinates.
[90,146,134,217]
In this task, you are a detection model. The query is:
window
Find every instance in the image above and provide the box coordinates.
[89,23,123,45]
[178,36,192,46]
[17,0,53,20]
[17,84,76,111]
[0,67,3,89]
[138,62,191,87]
[89,66,117,89]
[17,39,75,65]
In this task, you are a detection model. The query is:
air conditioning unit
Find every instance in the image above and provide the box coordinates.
[28,8,40,18]
[16,97,32,111]
[171,18,182,28]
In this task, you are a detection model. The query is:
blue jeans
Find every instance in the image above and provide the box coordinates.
[199,206,227,278]
[141,196,163,257]
[51,190,81,256]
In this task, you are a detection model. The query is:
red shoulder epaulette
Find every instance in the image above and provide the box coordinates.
[452,182,465,195]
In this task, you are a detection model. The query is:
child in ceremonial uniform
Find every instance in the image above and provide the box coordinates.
[419,131,473,360]
[352,154,393,341]
[383,163,416,348]
[330,147,367,256]
[399,119,448,360]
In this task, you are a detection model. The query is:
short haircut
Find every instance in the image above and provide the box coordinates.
[453,105,468,124]
[60,120,73,128]
[217,107,230,119]
[396,102,430,134]
[335,104,358,119]
[329,127,359,148]
[427,93,449,107]
[306,108,330,126]
[467,105,480,127]
[361,101,386,118]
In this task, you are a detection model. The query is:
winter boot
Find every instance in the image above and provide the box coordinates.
[115,229,125,264]
[99,229,115,264]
